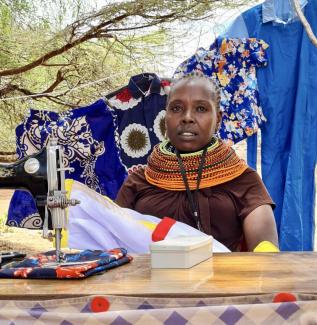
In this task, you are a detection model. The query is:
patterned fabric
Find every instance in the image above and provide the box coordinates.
[8,190,42,229]
[7,99,127,229]
[145,138,247,190]
[174,38,268,144]
[107,73,171,172]
[16,99,126,196]
[0,293,316,324]
[0,248,131,279]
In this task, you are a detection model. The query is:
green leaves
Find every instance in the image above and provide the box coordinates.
[0,0,254,152]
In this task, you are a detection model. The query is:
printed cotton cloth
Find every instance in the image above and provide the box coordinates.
[7,99,127,229]
[15,99,126,197]
[174,38,268,144]
[0,248,131,279]
[107,73,171,172]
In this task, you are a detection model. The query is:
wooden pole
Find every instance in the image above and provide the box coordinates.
[292,0,317,47]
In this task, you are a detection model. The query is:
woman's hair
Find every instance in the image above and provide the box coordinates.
[167,73,221,111]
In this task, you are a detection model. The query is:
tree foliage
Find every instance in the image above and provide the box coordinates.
[0,0,255,152]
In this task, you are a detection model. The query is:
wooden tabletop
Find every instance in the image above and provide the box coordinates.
[1,252,317,299]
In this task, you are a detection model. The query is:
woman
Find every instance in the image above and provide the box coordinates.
[116,75,279,252]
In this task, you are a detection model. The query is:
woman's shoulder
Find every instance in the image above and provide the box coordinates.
[219,166,273,205]
[125,166,147,183]
[205,167,269,197]
[118,166,152,193]
[229,167,264,187]
[116,166,148,208]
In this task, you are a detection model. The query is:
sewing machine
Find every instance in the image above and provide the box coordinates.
[0,138,80,263]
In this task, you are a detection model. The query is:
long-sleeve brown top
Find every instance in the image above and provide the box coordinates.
[116,167,274,251]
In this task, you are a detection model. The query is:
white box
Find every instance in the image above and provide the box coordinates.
[150,236,213,269]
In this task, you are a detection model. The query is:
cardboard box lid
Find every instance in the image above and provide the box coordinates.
[150,236,212,252]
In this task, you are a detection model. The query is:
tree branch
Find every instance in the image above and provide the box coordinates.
[41,63,71,67]
[0,12,128,77]
[0,32,114,77]
[293,0,317,47]
[45,95,79,108]
[0,1,208,77]
[0,84,33,97]
[42,69,65,93]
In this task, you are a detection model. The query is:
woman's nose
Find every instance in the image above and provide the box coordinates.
[182,109,194,123]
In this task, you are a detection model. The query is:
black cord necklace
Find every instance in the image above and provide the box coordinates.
[175,145,208,232]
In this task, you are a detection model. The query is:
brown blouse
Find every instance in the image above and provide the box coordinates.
[116,167,274,251]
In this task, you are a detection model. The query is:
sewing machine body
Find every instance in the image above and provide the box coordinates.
[0,148,48,226]
[0,139,79,262]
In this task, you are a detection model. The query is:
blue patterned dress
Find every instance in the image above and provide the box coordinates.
[7,99,127,229]
[107,73,171,173]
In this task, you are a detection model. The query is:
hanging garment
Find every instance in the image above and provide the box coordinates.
[7,99,127,229]
[223,0,317,250]
[107,73,171,172]
[0,248,131,279]
[173,38,268,144]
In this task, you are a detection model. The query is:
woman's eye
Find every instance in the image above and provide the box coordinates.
[197,106,207,112]
[169,106,181,112]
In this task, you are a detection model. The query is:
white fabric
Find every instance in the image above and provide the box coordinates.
[68,181,230,253]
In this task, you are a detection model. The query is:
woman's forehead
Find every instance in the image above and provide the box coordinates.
[169,79,215,100]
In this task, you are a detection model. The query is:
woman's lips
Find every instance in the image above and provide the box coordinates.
[178,131,197,139]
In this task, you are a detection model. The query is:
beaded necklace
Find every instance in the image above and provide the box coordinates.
[175,144,208,231]
[145,138,247,191]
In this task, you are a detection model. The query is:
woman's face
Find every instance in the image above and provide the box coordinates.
[165,79,221,152]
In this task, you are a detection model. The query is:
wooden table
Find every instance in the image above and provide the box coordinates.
[1,252,317,300]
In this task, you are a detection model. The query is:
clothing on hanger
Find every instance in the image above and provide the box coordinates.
[222,0,317,251]
[223,0,309,39]
[173,38,269,145]
[7,99,127,229]
[107,73,171,172]
[105,73,165,99]
[262,0,308,24]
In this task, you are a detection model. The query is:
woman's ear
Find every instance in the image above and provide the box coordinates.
[217,111,222,125]
[216,111,222,131]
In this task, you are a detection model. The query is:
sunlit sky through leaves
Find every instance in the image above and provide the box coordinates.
[94,1,264,76]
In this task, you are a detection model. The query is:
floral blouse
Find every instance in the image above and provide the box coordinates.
[173,38,268,144]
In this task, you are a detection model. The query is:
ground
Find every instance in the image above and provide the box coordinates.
[0,190,52,255]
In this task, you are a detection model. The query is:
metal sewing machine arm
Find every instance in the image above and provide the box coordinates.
[0,138,80,263]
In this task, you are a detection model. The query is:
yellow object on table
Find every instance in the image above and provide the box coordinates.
[253,241,280,253]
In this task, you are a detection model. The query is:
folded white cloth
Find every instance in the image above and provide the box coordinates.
[67,180,230,253]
